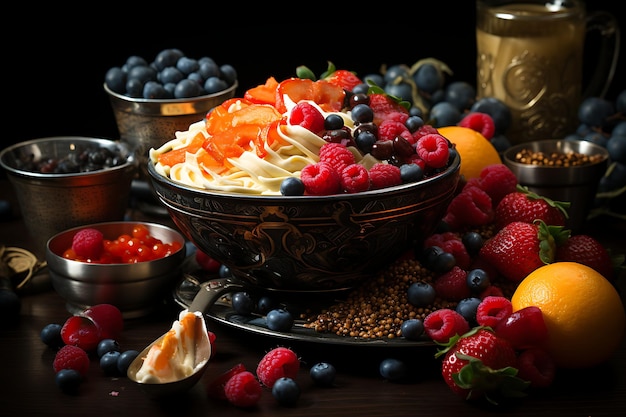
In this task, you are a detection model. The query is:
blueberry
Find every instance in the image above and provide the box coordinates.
[456,297,482,326]
[40,323,64,349]
[176,57,199,75]
[154,48,185,71]
[405,115,424,133]
[96,338,120,358]
[420,245,444,269]
[55,369,82,393]
[174,79,203,98]
[219,64,238,85]
[407,282,436,307]
[143,81,169,99]
[350,104,374,124]
[280,177,305,196]
[104,67,127,94]
[400,318,424,341]
[432,251,456,273]
[272,377,300,405]
[198,60,219,79]
[128,65,157,84]
[310,362,336,386]
[117,350,140,375]
[379,358,407,381]
[159,66,184,85]
[100,351,122,376]
[204,76,228,94]
[218,264,231,278]
[466,268,490,292]
[400,163,424,183]
[266,308,294,332]
[462,231,484,256]
[257,296,277,315]
[354,130,377,154]
[231,292,255,315]
[324,114,345,130]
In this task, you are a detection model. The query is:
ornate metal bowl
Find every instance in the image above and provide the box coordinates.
[147,153,460,293]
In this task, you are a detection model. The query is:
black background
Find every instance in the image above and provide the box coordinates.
[5,1,625,147]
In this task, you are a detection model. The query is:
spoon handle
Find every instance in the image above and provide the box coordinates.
[188,277,245,313]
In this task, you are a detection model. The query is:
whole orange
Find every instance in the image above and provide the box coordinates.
[438,126,501,180]
[511,262,626,369]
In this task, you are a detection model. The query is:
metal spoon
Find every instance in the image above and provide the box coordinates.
[126,278,239,398]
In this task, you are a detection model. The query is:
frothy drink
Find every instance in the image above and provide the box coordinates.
[477,2,587,144]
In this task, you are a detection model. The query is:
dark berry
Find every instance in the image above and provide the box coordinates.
[117,350,140,375]
[379,358,407,381]
[466,268,490,292]
[231,292,255,315]
[399,163,423,183]
[96,338,120,358]
[55,369,82,393]
[40,323,64,349]
[462,231,484,256]
[257,296,278,315]
[407,282,436,307]
[455,297,482,326]
[218,264,231,278]
[266,308,294,332]
[350,104,374,124]
[100,351,122,376]
[324,114,345,130]
[310,362,337,386]
[280,177,305,196]
[272,377,301,405]
[400,318,424,341]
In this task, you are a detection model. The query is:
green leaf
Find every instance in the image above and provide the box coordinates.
[295,65,316,81]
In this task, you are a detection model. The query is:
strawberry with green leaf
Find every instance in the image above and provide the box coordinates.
[494,185,570,230]
[478,220,569,283]
[436,327,529,404]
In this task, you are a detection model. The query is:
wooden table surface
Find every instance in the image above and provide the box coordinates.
[1,179,625,417]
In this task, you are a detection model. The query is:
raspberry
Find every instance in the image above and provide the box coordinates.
[53,345,90,377]
[377,119,413,142]
[256,347,300,388]
[369,163,402,190]
[516,348,556,389]
[71,228,104,260]
[207,363,247,400]
[423,308,470,343]
[300,162,341,195]
[318,142,356,173]
[475,296,512,328]
[445,186,494,228]
[340,164,370,193]
[458,112,496,140]
[415,134,450,169]
[384,111,410,124]
[224,370,263,408]
[289,101,325,134]
[477,164,518,206]
[433,266,471,301]
[478,285,504,299]
[411,124,439,142]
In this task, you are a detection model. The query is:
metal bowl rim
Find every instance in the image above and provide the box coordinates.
[0,136,136,179]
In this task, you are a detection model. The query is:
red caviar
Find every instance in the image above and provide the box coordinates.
[62,224,182,264]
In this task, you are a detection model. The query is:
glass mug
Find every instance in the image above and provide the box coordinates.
[476,0,620,144]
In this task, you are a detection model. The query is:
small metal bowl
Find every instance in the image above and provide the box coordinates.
[46,221,187,318]
[503,139,609,233]
[0,137,136,254]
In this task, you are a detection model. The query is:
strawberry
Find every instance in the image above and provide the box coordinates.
[555,234,617,280]
[323,68,363,91]
[368,93,410,125]
[436,327,528,404]
[478,220,567,283]
[494,185,570,229]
